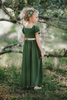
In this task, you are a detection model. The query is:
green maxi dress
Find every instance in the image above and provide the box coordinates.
[20,25,44,87]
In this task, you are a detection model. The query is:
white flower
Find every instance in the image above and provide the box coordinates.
[30,12,32,14]
[28,14,30,17]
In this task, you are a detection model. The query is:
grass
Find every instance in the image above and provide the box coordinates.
[54,33,67,40]
[0,68,7,81]
[6,39,18,44]
[59,57,67,65]
[0,56,67,100]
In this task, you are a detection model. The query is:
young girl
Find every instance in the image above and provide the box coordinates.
[20,7,44,90]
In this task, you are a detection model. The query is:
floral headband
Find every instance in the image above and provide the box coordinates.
[28,9,35,18]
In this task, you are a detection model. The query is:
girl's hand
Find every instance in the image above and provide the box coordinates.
[40,52,44,59]
[21,43,24,46]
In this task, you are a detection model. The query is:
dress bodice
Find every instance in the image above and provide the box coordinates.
[22,25,40,38]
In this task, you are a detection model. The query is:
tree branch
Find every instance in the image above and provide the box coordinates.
[0,50,67,57]
[1,5,14,19]
[0,50,22,55]
[0,1,67,30]
[2,43,22,51]
[39,16,67,31]
[0,44,67,57]
[1,5,18,23]
[2,2,20,13]
[0,18,16,23]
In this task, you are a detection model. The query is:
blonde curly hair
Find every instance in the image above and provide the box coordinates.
[19,7,39,25]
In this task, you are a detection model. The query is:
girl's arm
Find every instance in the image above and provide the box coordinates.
[35,33,43,53]
[22,34,25,46]
[23,34,25,43]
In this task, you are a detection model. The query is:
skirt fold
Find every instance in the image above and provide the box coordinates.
[21,40,44,87]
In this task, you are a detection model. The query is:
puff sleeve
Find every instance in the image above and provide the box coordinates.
[22,26,25,34]
[34,26,40,35]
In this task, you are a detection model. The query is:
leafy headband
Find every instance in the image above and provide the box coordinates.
[28,9,35,18]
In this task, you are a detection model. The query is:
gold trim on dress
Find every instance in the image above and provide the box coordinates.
[25,38,36,40]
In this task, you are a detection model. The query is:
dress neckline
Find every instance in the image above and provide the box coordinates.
[24,25,35,29]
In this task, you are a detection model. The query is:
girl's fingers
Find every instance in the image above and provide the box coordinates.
[40,56,44,58]
[40,57,42,58]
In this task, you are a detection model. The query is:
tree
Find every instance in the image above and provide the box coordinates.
[0,0,67,29]
[0,0,67,57]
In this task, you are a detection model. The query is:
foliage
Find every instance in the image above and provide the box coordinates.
[0,0,67,31]
[59,57,67,65]
[0,57,67,99]
[0,68,7,81]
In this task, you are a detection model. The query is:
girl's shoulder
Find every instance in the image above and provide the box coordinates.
[34,25,39,28]
[34,25,40,34]
[34,25,40,30]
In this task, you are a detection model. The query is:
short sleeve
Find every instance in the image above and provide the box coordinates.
[22,26,25,34]
[34,26,40,35]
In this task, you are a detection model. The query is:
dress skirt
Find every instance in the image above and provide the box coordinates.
[20,40,44,87]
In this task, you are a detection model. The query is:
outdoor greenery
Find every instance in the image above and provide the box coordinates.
[0,0,67,100]
[0,56,67,99]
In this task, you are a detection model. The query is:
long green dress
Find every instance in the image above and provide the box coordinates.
[20,25,44,87]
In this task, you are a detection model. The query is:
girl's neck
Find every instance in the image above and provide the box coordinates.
[28,22,34,25]
[25,22,35,27]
